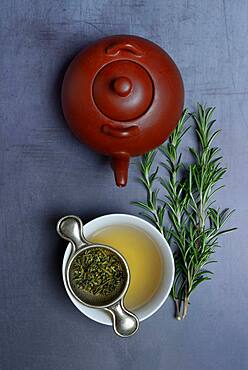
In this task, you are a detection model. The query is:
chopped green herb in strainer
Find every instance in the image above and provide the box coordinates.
[71,248,125,296]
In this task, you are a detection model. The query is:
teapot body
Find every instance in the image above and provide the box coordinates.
[62,35,184,186]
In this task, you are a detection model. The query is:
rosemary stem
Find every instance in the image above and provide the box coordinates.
[175,299,182,320]
[147,178,164,236]
[182,295,189,319]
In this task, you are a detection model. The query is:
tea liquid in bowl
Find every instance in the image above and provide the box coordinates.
[88,225,163,310]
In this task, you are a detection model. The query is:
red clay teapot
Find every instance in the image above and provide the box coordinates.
[62,35,184,186]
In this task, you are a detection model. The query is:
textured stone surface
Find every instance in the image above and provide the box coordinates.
[0,1,247,369]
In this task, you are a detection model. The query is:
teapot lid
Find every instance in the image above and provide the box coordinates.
[93,60,153,121]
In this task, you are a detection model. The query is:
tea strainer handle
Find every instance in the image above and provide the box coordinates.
[106,299,139,337]
[57,215,88,252]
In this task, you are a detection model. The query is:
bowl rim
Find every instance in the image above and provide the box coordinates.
[62,213,175,324]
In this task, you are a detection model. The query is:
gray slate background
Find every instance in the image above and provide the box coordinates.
[0,1,247,369]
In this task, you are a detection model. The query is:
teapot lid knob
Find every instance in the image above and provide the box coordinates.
[113,76,132,97]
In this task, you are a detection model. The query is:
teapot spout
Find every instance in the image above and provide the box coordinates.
[111,154,130,187]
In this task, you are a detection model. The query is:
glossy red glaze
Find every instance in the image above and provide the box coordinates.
[62,35,184,186]
[93,60,153,121]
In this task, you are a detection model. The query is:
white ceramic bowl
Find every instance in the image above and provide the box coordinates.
[62,214,174,325]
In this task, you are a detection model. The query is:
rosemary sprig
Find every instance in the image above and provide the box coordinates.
[134,104,236,320]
